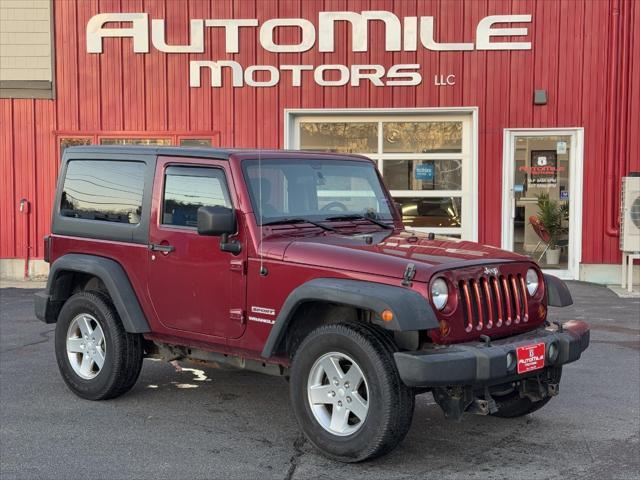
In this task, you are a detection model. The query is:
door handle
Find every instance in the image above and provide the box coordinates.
[148,243,175,253]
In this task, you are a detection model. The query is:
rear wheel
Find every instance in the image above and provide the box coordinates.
[289,323,414,462]
[55,291,143,400]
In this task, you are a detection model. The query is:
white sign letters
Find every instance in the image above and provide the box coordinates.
[86,11,533,88]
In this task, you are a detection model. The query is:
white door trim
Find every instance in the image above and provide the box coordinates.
[284,107,479,241]
[501,128,584,280]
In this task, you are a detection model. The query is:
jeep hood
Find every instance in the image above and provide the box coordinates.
[268,230,529,283]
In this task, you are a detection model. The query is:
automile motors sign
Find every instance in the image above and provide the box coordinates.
[86,11,532,89]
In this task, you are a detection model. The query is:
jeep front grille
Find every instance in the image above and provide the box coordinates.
[459,274,529,333]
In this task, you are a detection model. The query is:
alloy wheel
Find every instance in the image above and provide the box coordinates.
[66,313,106,380]
[307,352,369,436]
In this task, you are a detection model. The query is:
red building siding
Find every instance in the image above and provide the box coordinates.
[0,0,638,264]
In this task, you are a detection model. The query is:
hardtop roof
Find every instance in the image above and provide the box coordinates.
[63,145,370,161]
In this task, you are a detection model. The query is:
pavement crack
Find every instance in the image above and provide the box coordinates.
[1,329,54,353]
[284,435,306,480]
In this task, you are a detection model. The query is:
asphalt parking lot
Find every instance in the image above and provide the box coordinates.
[1,282,639,480]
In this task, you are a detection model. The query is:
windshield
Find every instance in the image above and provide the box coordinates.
[242,159,394,225]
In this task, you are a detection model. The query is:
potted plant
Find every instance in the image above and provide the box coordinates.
[536,193,569,265]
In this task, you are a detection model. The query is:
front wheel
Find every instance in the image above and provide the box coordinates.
[54,291,144,400]
[289,323,414,462]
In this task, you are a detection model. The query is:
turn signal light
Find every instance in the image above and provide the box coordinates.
[381,310,394,322]
[538,304,547,320]
[439,320,450,337]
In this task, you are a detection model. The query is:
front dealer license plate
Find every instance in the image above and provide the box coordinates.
[516,343,546,374]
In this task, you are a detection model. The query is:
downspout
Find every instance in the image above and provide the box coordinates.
[19,198,31,279]
[605,0,622,237]
[618,1,631,178]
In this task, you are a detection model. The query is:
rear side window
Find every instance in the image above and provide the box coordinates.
[162,166,231,228]
[60,160,145,224]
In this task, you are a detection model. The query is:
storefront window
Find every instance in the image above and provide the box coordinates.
[60,137,92,157]
[299,122,377,153]
[383,122,462,153]
[298,116,471,237]
[180,138,212,147]
[100,138,171,146]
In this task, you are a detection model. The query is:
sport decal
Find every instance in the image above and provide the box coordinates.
[251,306,276,316]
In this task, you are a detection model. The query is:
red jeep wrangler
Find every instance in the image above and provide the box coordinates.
[35,146,589,462]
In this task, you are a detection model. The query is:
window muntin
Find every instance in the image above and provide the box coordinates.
[162,167,231,228]
[242,159,393,224]
[60,160,145,224]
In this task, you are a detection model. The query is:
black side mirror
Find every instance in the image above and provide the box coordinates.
[197,205,236,236]
[197,206,241,254]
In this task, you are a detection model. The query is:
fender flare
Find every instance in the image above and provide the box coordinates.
[544,273,573,307]
[39,254,150,333]
[261,278,438,358]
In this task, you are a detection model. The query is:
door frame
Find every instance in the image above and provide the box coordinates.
[501,128,584,280]
[284,107,479,241]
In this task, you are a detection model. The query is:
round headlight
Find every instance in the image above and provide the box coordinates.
[431,278,449,310]
[526,268,539,296]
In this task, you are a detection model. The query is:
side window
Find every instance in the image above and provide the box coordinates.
[60,160,145,224]
[162,166,231,228]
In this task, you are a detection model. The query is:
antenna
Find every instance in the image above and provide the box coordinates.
[258,146,266,276]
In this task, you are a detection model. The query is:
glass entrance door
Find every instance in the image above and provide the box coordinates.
[508,134,573,272]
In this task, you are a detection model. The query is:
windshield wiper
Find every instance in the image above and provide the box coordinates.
[262,217,337,232]
[325,214,393,229]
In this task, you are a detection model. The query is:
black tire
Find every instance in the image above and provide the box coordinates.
[491,367,562,418]
[289,323,414,462]
[54,291,144,400]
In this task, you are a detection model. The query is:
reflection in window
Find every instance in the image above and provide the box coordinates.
[162,167,230,228]
[316,173,381,213]
[60,138,92,157]
[383,159,462,191]
[383,122,462,153]
[100,138,171,146]
[60,160,145,224]
[299,122,377,153]
[395,197,462,228]
[180,138,212,147]
[243,159,393,222]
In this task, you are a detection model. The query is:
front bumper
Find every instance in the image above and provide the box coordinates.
[394,320,590,388]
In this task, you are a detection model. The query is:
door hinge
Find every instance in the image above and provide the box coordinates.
[230,259,245,274]
[230,308,245,324]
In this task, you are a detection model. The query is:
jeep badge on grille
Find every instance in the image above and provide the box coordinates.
[484,267,499,276]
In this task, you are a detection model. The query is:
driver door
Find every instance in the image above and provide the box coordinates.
[147,157,247,339]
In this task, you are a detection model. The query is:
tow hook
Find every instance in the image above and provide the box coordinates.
[468,386,498,415]
[484,386,498,413]
[433,385,500,420]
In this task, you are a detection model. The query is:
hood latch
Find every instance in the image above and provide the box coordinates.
[402,262,416,287]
